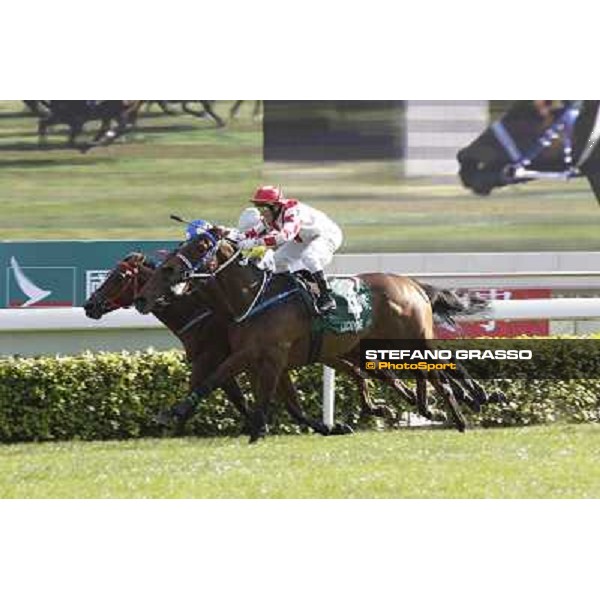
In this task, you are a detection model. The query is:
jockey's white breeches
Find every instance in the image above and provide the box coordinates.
[272,225,343,274]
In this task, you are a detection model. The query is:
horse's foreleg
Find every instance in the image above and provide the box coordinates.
[69,120,85,151]
[163,350,253,427]
[229,101,243,120]
[247,358,286,443]
[220,377,250,421]
[98,118,128,147]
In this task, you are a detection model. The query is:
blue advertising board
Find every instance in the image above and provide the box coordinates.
[0,240,177,308]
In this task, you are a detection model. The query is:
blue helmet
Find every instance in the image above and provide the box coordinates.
[185,219,216,243]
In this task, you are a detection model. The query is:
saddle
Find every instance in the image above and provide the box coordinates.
[239,269,373,336]
[283,271,373,334]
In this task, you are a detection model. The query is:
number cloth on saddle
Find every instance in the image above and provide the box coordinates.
[314,277,373,334]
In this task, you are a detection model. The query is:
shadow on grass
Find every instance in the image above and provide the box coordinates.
[0,141,74,152]
[135,122,220,135]
[0,157,115,168]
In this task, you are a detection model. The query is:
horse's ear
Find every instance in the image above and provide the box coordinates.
[211,226,227,239]
[125,251,145,263]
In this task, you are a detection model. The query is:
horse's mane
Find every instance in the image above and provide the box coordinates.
[124,251,156,269]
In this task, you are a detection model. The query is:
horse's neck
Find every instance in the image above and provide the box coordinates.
[134,265,209,339]
[213,259,268,320]
[153,293,211,340]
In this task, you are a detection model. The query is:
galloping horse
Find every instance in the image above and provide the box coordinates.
[83,252,357,435]
[38,101,143,152]
[458,100,600,205]
[134,231,487,441]
[84,252,426,435]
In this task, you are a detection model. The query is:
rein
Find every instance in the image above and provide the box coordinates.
[179,238,288,324]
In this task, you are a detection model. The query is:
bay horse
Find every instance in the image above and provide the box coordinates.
[457,100,600,205]
[38,100,143,152]
[134,232,488,442]
[83,252,401,435]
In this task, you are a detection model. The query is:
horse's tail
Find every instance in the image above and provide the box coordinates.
[418,282,490,329]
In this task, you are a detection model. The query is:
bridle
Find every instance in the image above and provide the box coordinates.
[491,101,587,182]
[175,234,243,281]
[174,235,274,323]
[95,260,144,311]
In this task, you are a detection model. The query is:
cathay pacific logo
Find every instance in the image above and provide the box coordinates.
[10,257,52,307]
[7,258,75,308]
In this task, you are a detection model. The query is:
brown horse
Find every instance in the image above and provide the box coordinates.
[38,101,143,152]
[83,252,399,435]
[134,232,482,442]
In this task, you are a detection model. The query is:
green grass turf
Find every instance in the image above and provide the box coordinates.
[2,425,600,498]
[2,100,600,252]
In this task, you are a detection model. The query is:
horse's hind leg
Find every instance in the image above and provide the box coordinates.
[427,370,467,432]
[199,101,225,128]
[275,372,334,436]
[447,362,488,412]
[415,371,435,421]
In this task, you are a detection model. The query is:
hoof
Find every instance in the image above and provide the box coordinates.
[330,423,354,436]
[456,421,467,433]
[248,429,266,444]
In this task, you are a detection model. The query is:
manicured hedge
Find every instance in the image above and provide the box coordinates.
[1,339,600,442]
[0,351,363,443]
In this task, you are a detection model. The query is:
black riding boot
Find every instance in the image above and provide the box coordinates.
[313,270,336,314]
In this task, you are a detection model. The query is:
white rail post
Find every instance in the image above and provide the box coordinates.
[322,366,335,428]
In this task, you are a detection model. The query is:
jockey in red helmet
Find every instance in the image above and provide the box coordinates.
[238,185,343,313]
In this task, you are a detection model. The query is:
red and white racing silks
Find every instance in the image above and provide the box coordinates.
[241,199,343,274]
[251,200,334,247]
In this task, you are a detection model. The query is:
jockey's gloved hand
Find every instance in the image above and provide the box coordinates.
[242,246,267,260]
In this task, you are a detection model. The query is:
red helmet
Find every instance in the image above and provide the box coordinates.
[251,185,286,206]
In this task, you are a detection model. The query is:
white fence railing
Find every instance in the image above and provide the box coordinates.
[3,295,600,428]
[4,297,600,332]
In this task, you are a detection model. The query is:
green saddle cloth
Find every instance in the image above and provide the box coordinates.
[316,276,373,334]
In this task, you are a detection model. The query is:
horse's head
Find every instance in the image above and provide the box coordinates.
[84,252,155,319]
[134,227,235,315]
[457,100,572,195]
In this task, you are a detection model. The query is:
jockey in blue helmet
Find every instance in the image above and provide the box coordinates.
[185,219,216,243]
